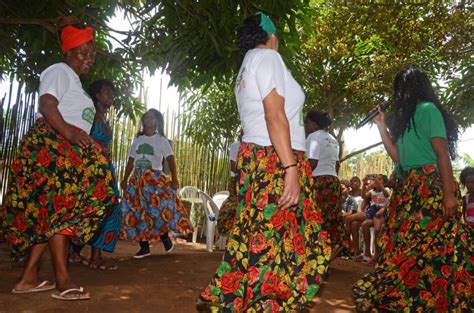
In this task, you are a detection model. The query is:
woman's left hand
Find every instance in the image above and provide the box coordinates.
[171,180,179,191]
[442,193,457,218]
[278,167,300,210]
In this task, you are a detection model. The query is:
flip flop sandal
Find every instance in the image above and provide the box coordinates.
[88,261,118,270]
[51,287,90,301]
[68,254,87,265]
[12,280,56,294]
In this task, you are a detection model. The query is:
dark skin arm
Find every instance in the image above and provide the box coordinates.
[432,137,457,218]
[263,89,299,210]
[166,155,179,190]
[120,157,134,190]
[39,94,93,149]
[336,161,340,174]
[362,176,373,200]
[230,160,237,176]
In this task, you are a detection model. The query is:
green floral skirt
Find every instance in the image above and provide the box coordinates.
[353,166,473,312]
[1,119,117,261]
[199,143,331,312]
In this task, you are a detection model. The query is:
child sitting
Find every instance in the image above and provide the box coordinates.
[341,176,363,218]
[345,174,390,261]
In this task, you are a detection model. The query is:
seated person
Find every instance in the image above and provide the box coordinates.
[345,174,390,261]
[341,176,363,218]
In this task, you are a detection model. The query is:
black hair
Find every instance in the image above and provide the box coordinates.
[379,174,389,185]
[460,167,474,186]
[340,179,350,188]
[237,14,268,55]
[389,65,458,159]
[306,111,332,130]
[137,108,165,138]
[88,79,115,107]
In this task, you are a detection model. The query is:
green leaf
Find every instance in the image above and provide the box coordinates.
[306,284,319,301]
[217,261,232,277]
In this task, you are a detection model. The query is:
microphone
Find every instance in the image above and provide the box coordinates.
[356,100,390,129]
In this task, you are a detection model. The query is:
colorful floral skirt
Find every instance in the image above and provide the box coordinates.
[313,175,351,253]
[88,162,122,252]
[217,177,239,236]
[199,143,331,312]
[120,168,193,242]
[1,119,116,262]
[353,166,473,312]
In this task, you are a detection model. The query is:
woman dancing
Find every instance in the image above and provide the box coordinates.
[198,12,330,312]
[352,65,472,312]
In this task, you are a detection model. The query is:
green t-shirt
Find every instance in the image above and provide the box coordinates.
[396,101,447,170]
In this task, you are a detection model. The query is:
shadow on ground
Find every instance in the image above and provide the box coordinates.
[0,240,369,313]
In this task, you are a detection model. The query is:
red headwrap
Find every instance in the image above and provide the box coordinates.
[61,25,94,53]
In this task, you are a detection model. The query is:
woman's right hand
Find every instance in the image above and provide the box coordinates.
[279,167,300,210]
[372,107,385,127]
[69,129,93,149]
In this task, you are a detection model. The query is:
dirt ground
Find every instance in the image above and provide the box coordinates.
[0,239,369,313]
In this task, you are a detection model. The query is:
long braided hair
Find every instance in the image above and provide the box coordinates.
[389,65,458,159]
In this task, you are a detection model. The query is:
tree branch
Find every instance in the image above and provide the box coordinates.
[340,141,382,162]
[0,17,56,33]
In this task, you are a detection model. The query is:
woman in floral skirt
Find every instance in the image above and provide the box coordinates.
[120,109,193,258]
[1,18,116,300]
[69,79,121,270]
[352,65,472,312]
[305,111,351,259]
[216,135,241,237]
[198,12,330,312]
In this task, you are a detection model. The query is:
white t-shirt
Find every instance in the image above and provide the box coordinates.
[235,48,306,151]
[39,63,96,133]
[369,188,391,207]
[229,141,241,177]
[129,134,174,171]
[306,130,339,176]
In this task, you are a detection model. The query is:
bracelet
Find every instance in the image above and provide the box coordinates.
[283,163,297,170]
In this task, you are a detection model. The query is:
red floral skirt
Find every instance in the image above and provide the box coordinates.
[353,166,473,312]
[1,119,117,261]
[199,143,331,312]
[312,175,352,253]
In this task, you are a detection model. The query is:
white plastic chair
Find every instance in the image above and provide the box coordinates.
[199,191,220,252]
[212,191,229,209]
[179,186,201,243]
[179,186,200,199]
[212,191,230,249]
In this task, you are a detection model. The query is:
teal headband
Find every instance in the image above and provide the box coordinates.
[256,12,276,35]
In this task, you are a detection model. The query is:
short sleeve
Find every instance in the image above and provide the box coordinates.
[307,136,321,160]
[229,142,240,162]
[255,51,286,100]
[39,65,70,101]
[160,138,174,158]
[422,103,447,139]
[129,138,139,158]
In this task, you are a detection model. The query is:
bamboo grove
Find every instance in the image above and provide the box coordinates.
[0,80,397,205]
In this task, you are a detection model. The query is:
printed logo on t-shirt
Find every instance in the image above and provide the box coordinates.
[135,143,155,169]
[236,67,246,93]
[82,107,95,125]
